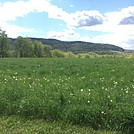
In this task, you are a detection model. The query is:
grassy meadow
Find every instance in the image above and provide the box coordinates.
[0,58,134,133]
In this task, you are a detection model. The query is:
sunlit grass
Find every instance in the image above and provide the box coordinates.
[0,58,134,133]
[0,116,123,134]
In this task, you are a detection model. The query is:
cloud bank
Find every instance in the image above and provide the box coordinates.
[120,16,134,25]
[62,10,104,28]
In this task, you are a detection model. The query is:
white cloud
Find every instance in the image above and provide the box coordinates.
[46,5,134,49]
[1,21,35,38]
[78,27,134,50]
[76,6,134,49]
[95,33,134,49]
[119,16,134,25]
[105,6,134,25]
[0,0,65,21]
[64,10,104,28]
[0,0,67,37]
[47,29,80,40]
[0,1,33,22]
[0,0,134,49]
[0,0,104,29]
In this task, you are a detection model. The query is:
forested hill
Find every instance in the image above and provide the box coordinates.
[11,38,124,53]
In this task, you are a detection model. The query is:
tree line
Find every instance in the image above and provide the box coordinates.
[0,29,74,58]
[1,29,128,58]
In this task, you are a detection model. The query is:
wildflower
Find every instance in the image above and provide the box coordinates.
[70,93,73,96]
[108,95,110,98]
[105,88,108,91]
[57,83,60,86]
[113,81,118,85]
[87,100,90,103]
[81,89,83,92]
[110,99,113,102]
[29,84,32,88]
[126,90,128,94]
[101,111,104,114]
[81,76,85,79]
[102,87,105,89]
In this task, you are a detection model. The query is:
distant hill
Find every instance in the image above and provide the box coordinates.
[10,38,124,53]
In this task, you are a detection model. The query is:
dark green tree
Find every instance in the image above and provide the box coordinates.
[33,41,44,57]
[0,29,10,57]
[15,36,24,57]
[15,36,33,57]
[44,44,52,57]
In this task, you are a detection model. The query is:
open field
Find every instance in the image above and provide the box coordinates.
[0,58,134,133]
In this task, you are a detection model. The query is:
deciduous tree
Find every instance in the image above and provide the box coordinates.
[33,41,44,57]
[15,36,33,57]
[0,29,10,57]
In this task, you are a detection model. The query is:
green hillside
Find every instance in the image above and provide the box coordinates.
[10,38,124,53]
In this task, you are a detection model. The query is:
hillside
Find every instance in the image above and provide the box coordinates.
[10,38,124,53]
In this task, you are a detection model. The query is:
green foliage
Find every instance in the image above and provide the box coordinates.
[15,36,33,57]
[44,44,52,57]
[0,58,134,133]
[51,49,65,57]
[0,29,10,57]
[33,41,45,57]
[9,37,125,57]
[65,52,77,58]
[1,31,133,58]
[26,38,124,53]
[14,37,53,58]
[78,52,99,58]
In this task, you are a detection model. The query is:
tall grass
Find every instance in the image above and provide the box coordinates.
[0,58,134,133]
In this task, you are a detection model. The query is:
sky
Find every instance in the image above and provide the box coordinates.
[0,0,134,50]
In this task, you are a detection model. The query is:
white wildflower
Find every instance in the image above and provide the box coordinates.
[126,90,128,94]
[81,89,83,92]
[87,100,90,103]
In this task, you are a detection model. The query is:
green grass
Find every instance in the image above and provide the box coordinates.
[0,116,122,134]
[0,58,134,133]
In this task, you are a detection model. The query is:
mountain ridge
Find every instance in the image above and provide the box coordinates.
[10,37,124,53]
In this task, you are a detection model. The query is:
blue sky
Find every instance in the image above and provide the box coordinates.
[0,0,134,49]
